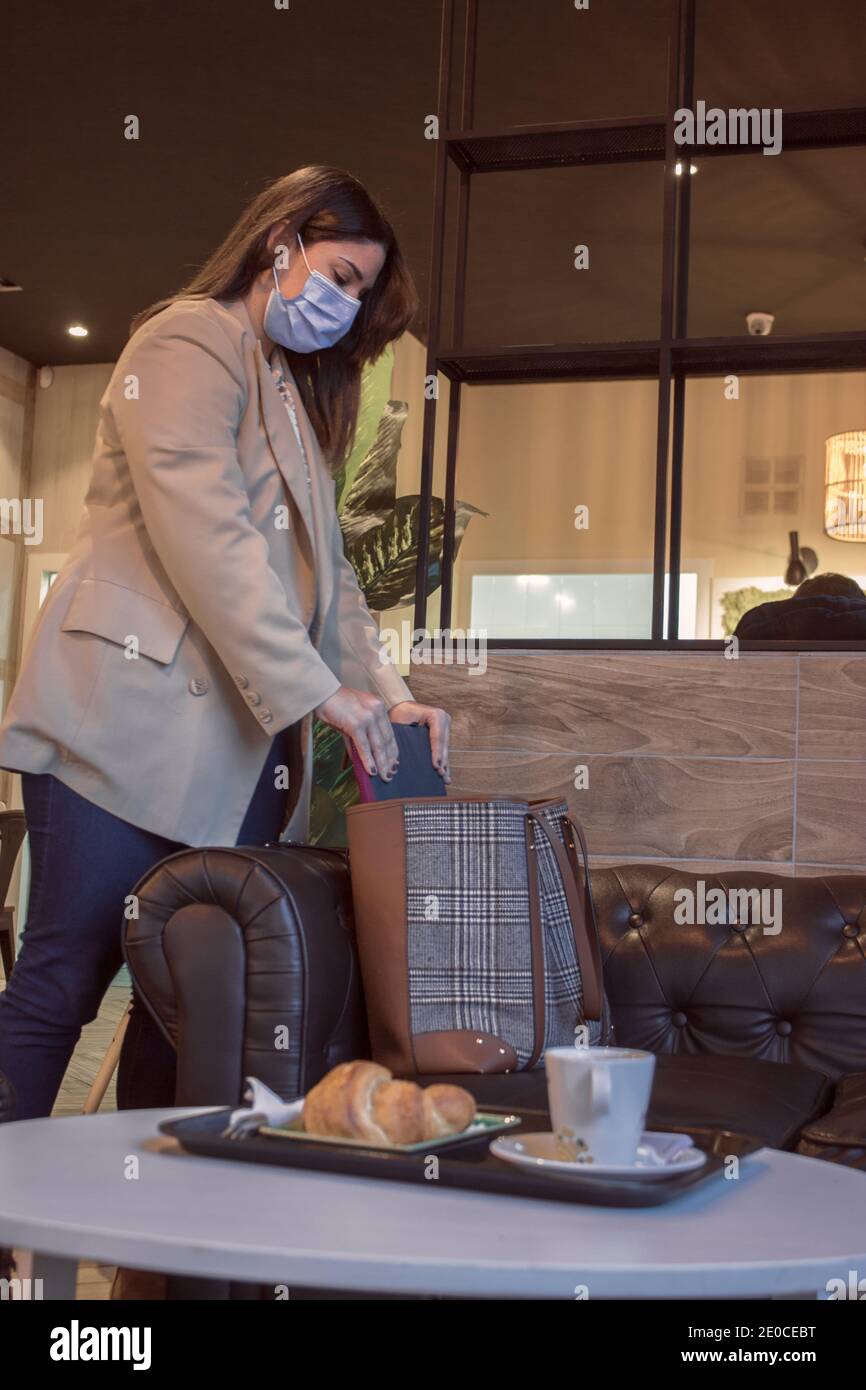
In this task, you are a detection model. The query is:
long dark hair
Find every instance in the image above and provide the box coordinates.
[130,166,418,464]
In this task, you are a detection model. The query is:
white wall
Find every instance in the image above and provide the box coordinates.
[0,345,33,728]
[0,344,34,930]
[28,363,113,554]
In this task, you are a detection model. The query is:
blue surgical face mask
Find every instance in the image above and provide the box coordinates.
[263,233,361,353]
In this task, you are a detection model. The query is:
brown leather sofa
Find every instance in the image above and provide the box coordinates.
[591,864,866,1167]
[123,851,866,1166]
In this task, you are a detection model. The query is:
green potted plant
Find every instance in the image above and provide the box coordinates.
[310,351,484,843]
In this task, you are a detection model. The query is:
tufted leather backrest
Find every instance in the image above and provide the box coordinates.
[592,866,866,1080]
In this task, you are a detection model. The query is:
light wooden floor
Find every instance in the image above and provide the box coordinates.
[9,981,131,1300]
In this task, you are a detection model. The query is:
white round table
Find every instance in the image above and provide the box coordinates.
[2,1108,865,1299]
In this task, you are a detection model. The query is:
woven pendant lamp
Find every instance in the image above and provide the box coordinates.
[825,431,866,542]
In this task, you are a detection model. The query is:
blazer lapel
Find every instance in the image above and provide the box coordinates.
[270,344,339,623]
[220,295,317,551]
[265,345,338,623]
[218,296,337,625]
[253,339,317,546]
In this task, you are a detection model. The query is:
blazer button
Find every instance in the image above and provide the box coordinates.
[258,708,273,725]
[235,674,249,690]
[245,690,262,707]
[188,676,209,696]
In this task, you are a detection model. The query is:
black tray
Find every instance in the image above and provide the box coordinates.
[160,1107,762,1208]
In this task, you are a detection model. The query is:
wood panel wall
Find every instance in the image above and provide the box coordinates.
[409,651,866,877]
[0,346,36,807]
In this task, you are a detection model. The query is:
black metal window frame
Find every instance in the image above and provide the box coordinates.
[412,0,866,653]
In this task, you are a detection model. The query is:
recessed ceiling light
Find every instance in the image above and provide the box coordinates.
[67,324,88,337]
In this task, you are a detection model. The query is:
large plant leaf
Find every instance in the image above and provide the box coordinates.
[309,778,355,846]
[313,718,346,783]
[333,345,395,512]
[312,355,487,844]
[338,400,408,541]
[309,718,359,845]
[345,493,486,611]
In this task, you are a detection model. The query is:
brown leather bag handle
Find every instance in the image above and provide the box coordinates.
[523,814,547,1070]
[559,812,605,1025]
[525,810,603,1026]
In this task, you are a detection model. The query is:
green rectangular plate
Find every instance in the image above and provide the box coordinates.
[259,1109,521,1154]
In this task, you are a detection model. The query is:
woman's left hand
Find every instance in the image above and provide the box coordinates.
[388,701,452,784]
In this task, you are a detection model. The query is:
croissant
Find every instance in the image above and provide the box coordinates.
[302,1060,476,1146]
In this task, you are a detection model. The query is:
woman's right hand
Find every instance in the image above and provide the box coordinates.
[315,686,400,780]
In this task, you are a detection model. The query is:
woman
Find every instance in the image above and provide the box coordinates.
[0,165,450,1120]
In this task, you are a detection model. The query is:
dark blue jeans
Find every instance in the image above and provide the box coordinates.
[0,728,293,1120]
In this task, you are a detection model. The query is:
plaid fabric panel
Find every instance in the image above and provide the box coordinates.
[538,800,615,1047]
[404,799,597,1067]
[535,801,584,1051]
[405,801,536,1065]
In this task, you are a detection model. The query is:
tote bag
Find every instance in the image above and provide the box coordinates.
[346,796,613,1074]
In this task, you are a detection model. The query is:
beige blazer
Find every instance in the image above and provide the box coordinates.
[0,295,412,846]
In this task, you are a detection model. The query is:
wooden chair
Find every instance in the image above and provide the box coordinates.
[83,1002,132,1114]
[0,811,27,982]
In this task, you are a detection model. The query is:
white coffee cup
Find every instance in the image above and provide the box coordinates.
[544,1046,656,1166]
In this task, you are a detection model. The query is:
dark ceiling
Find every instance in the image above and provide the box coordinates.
[2,0,865,367]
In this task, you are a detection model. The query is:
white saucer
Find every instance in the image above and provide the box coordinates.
[490,1130,707,1182]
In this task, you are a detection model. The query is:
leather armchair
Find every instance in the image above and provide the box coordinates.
[123,845,367,1108]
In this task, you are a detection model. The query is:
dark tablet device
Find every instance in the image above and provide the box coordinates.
[348,721,447,801]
